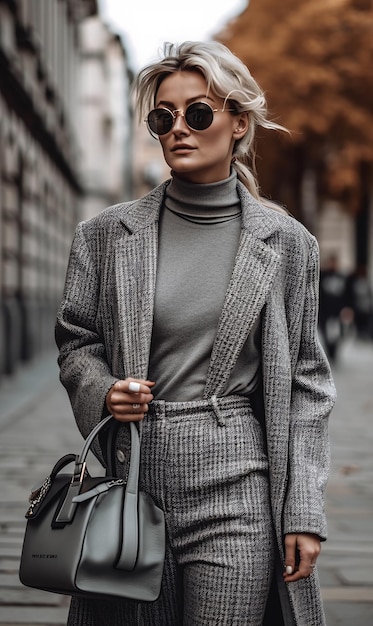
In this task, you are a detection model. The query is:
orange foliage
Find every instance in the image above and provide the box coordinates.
[217,0,373,209]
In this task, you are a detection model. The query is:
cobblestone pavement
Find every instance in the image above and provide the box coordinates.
[0,339,372,625]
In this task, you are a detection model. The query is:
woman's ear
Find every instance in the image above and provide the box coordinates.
[233,112,249,140]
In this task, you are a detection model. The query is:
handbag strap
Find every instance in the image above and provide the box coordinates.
[105,417,120,477]
[55,416,142,570]
[116,421,140,570]
[78,414,114,465]
[77,415,140,492]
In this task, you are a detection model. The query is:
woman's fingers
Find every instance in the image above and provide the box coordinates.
[283,533,321,582]
[283,534,297,579]
[106,378,155,422]
[113,378,155,394]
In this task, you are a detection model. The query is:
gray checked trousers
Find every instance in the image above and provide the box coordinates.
[68,395,276,626]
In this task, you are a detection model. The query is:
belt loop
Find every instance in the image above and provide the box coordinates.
[210,395,226,427]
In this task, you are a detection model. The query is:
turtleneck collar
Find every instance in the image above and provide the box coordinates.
[165,170,241,224]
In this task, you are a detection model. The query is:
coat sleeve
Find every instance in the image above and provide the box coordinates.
[55,222,118,453]
[282,235,336,540]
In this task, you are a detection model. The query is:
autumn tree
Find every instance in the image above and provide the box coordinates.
[218,0,373,240]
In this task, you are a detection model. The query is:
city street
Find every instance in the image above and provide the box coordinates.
[0,338,372,625]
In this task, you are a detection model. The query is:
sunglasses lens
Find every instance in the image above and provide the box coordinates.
[147,109,173,135]
[185,102,213,130]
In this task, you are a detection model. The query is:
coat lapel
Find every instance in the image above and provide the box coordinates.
[113,184,167,379]
[204,185,283,398]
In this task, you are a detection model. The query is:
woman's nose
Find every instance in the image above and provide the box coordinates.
[172,111,190,134]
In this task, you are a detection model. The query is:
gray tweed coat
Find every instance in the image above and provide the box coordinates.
[56,180,336,625]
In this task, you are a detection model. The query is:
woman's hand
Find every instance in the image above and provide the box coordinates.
[283,533,321,582]
[106,378,155,422]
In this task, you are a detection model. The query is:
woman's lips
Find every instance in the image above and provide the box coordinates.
[171,144,195,152]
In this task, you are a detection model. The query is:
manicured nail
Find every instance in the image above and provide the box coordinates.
[129,382,141,392]
[285,565,293,575]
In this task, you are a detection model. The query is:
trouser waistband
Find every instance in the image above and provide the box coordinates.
[147,394,252,427]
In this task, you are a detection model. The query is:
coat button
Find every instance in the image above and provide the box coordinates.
[116,449,125,463]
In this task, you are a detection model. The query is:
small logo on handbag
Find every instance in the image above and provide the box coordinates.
[32,554,58,559]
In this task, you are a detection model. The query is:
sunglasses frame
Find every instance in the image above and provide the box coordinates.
[145,101,235,139]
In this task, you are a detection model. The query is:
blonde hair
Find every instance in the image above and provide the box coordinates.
[134,41,288,212]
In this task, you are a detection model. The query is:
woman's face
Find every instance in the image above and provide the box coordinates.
[154,71,246,184]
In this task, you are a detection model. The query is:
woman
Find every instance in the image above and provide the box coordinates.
[56,41,336,626]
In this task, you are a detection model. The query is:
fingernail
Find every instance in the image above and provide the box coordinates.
[285,566,293,575]
[129,382,141,392]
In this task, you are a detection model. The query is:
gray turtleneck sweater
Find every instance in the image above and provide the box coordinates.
[148,171,261,401]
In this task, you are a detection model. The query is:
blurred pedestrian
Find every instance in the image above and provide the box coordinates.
[346,264,373,340]
[319,255,348,361]
[56,41,336,626]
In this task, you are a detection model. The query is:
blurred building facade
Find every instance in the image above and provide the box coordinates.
[79,15,133,219]
[0,0,133,380]
[133,117,169,200]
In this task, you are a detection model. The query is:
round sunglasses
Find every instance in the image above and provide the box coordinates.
[145,102,235,139]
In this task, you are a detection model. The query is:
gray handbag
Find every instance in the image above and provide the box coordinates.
[19,415,165,601]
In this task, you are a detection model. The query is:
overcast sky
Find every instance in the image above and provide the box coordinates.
[98,0,247,70]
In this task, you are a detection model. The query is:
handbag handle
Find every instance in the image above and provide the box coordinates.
[55,417,141,571]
